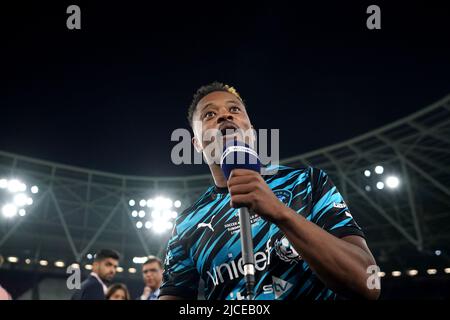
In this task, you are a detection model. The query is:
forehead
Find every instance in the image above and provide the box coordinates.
[143,261,161,269]
[196,91,243,113]
[102,258,118,265]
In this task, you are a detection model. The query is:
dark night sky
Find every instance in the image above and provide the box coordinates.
[1,1,449,176]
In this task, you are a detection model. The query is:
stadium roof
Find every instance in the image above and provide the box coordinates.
[1,93,449,271]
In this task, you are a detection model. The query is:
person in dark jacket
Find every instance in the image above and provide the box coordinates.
[71,249,120,300]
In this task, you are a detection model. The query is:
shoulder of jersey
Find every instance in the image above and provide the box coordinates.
[175,186,215,218]
[265,164,311,177]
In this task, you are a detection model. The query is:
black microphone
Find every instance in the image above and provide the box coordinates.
[220,140,261,300]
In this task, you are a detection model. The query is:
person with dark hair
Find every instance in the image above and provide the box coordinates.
[139,256,163,300]
[159,82,380,300]
[71,249,120,300]
[106,283,130,300]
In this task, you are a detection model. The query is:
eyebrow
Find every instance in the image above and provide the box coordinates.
[199,99,242,114]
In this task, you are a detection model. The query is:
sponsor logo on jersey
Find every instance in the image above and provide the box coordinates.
[274,236,301,264]
[273,189,292,206]
[207,240,272,286]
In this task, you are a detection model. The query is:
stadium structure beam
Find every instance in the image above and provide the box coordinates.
[324,153,419,248]
[402,155,450,197]
[0,190,49,248]
[50,190,79,260]
[399,153,424,251]
[408,121,450,146]
[78,198,123,262]
[406,150,450,176]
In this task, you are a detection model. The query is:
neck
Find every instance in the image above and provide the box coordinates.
[209,164,227,188]
[150,283,161,292]
[92,271,103,281]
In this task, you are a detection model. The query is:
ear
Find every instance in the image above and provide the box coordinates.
[192,136,203,153]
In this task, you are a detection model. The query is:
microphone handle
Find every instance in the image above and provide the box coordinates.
[238,206,255,300]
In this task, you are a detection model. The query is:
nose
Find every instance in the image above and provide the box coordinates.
[217,111,234,124]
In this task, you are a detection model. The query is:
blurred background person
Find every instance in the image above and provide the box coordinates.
[0,255,12,300]
[139,256,163,300]
[106,283,130,300]
[71,249,120,300]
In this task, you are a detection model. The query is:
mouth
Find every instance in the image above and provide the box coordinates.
[218,122,239,137]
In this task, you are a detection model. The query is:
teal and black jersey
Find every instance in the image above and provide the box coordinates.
[160,165,365,300]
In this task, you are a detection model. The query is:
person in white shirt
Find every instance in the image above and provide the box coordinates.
[140,256,163,300]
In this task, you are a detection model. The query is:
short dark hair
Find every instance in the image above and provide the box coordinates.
[94,249,120,262]
[143,255,163,269]
[106,283,130,300]
[187,81,244,126]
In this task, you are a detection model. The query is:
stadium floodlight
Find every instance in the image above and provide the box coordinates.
[365,185,371,192]
[376,182,385,190]
[154,220,173,232]
[2,203,18,218]
[407,269,418,276]
[386,176,400,189]
[30,186,39,194]
[375,166,384,174]
[427,269,437,275]
[132,196,177,233]
[162,209,172,220]
[18,209,26,216]
[116,267,124,273]
[133,257,148,264]
[435,250,442,256]
[154,196,172,210]
[39,260,48,266]
[151,210,160,219]
[128,267,137,274]
[26,197,33,205]
[85,264,92,270]
[364,170,371,177]
[392,271,401,277]
[7,256,19,263]
[86,253,93,259]
[378,271,386,278]
[70,263,80,269]
[444,268,450,274]
[0,179,7,189]
[13,193,28,207]
[25,259,31,264]
[128,199,136,207]
[54,261,65,268]
[7,179,25,193]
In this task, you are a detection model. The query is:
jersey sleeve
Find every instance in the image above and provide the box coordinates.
[309,167,365,239]
[159,219,200,299]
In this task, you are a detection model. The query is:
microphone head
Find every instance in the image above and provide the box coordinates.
[220,140,261,180]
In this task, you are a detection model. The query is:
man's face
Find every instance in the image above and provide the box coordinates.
[142,262,163,289]
[95,258,118,282]
[192,91,254,163]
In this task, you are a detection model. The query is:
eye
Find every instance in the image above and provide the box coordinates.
[230,105,240,113]
[203,111,216,119]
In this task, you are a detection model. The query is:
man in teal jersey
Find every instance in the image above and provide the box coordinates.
[159,82,380,300]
